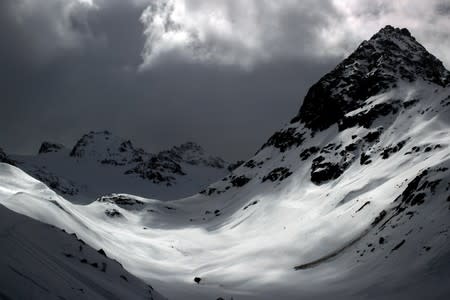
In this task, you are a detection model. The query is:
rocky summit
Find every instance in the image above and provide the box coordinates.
[293,25,450,131]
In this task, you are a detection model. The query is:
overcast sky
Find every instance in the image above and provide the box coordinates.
[1,0,449,161]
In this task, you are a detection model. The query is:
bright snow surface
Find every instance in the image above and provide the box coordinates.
[0,173,165,299]
[1,81,450,299]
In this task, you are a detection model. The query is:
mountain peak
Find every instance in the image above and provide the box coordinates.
[38,142,66,154]
[376,25,412,37]
[293,26,450,131]
[69,130,146,165]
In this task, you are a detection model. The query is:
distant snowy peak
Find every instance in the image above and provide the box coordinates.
[8,131,230,200]
[294,25,450,131]
[69,130,148,165]
[38,141,66,154]
[68,131,226,169]
[0,147,15,165]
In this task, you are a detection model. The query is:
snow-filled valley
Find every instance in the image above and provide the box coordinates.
[1,26,450,299]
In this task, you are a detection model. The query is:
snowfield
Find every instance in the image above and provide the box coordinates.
[1,26,450,299]
[0,170,165,300]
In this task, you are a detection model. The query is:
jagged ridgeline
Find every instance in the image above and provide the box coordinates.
[7,130,231,202]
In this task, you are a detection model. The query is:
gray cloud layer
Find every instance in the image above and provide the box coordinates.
[1,0,449,160]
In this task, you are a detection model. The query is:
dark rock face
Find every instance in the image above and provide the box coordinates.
[300,147,320,160]
[441,95,450,107]
[230,175,251,187]
[260,128,304,153]
[38,142,65,154]
[360,152,372,165]
[310,157,347,184]
[262,167,293,182]
[202,173,252,195]
[363,128,383,143]
[380,139,409,159]
[97,194,144,207]
[292,25,450,131]
[308,139,368,184]
[105,209,123,218]
[405,144,442,155]
[126,156,184,185]
[199,188,215,196]
[344,142,359,152]
[393,168,444,210]
[243,159,264,169]
[338,101,401,131]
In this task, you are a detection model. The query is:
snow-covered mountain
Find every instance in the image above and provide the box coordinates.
[8,131,229,203]
[1,25,450,299]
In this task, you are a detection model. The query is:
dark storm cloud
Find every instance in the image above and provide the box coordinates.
[0,0,339,161]
[1,0,449,161]
[0,0,148,154]
[0,0,93,67]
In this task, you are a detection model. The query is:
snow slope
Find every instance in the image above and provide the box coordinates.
[1,26,450,299]
[0,168,165,299]
[9,131,229,203]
